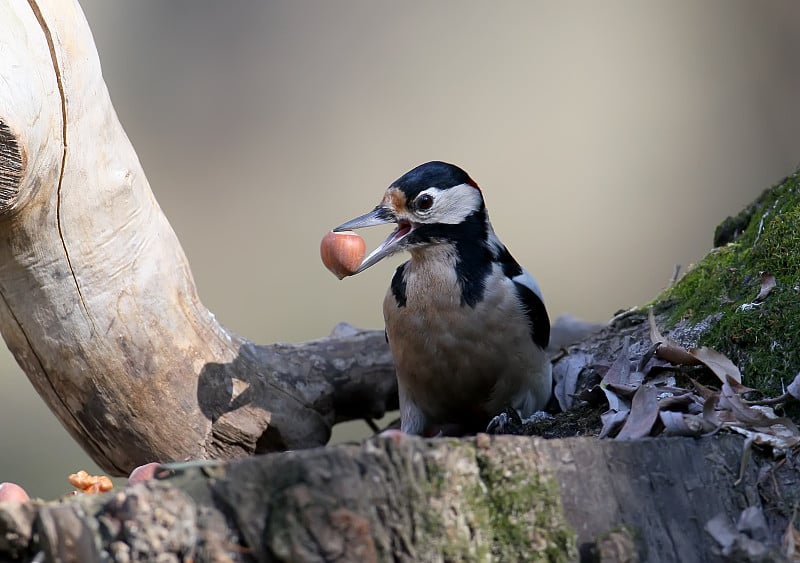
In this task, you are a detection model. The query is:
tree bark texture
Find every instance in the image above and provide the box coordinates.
[0,0,397,476]
[2,433,793,562]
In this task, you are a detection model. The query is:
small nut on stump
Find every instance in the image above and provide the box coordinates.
[321,230,366,279]
[68,470,113,494]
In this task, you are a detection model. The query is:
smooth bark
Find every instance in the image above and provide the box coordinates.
[0,0,396,475]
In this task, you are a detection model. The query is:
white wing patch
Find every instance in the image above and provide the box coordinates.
[513,267,544,302]
[415,184,483,225]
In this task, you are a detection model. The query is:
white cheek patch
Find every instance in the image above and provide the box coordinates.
[417,184,483,225]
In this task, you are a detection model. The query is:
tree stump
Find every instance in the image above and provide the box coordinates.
[1,433,795,562]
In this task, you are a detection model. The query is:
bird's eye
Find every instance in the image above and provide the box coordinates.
[416,194,434,211]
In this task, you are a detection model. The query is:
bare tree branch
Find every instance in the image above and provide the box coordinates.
[0,0,396,475]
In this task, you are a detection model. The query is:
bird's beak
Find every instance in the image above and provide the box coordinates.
[333,206,413,273]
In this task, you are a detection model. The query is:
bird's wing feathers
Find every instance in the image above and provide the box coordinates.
[510,268,550,350]
[510,267,544,302]
[490,236,550,350]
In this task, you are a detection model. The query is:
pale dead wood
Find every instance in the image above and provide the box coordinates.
[0,0,396,475]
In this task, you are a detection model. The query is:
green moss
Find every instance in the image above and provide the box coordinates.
[474,451,577,562]
[425,455,447,496]
[418,441,577,562]
[659,172,800,399]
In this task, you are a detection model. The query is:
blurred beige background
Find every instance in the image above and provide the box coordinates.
[2,1,800,498]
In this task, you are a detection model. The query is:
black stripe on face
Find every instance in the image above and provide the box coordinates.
[391,262,408,307]
[513,281,550,349]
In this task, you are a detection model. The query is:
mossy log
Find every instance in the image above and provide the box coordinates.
[661,173,800,397]
[2,433,795,562]
[552,171,800,417]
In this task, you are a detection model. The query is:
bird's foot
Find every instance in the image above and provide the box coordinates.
[486,407,524,435]
[486,409,553,435]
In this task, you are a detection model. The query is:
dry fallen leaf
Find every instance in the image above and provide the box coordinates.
[648,309,742,383]
[721,377,798,433]
[717,377,800,449]
[616,384,660,440]
[552,352,593,411]
[592,311,798,451]
[68,470,113,494]
[648,309,700,366]
[655,391,697,411]
[659,411,712,437]
[727,421,800,450]
[689,347,743,384]
[722,377,757,396]
[656,341,701,367]
[754,272,777,302]
[604,382,639,400]
[702,393,722,427]
[599,409,629,439]
[602,336,634,387]
[600,337,637,413]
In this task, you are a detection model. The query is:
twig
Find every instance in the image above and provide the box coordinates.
[743,392,792,406]
[549,348,569,363]
[669,264,682,287]
[364,418,381,433]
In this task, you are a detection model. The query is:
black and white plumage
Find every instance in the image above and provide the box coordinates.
[334,161,551,436]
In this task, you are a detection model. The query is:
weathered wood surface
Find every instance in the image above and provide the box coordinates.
[0,1,399,476]
[1,434,793,562]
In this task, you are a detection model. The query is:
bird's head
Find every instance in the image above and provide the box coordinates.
[334,161,489,273]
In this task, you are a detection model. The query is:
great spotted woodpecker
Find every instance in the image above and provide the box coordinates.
[334,161,551,435]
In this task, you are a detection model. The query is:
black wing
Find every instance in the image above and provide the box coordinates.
[512,280,550,349]
[495,245,550,349]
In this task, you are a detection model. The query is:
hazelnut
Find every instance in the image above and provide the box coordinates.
[320,230,366,279]
[128,462,161,485]
[0,482,29,502]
